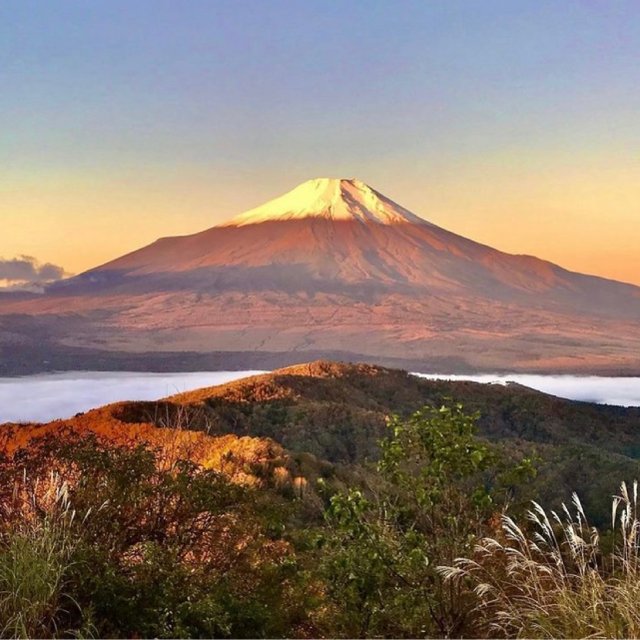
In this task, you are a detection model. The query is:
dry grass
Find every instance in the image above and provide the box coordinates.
[0,472,93,639]
[439,482,640,638]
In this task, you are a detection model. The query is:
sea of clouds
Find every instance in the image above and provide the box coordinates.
[414,373,640,408]
[1,370,640,424]
[0,371,265,424]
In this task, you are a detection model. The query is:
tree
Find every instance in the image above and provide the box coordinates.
[317,403,535,637]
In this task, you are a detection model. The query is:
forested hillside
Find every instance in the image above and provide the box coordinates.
[2,361,640,637]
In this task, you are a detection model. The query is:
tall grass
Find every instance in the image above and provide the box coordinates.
[439,482,640,638]
[0,472,90,639]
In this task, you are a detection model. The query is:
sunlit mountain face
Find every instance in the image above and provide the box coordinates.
[2,178,640,374]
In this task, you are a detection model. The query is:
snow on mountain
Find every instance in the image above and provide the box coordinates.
[221,178,429,227]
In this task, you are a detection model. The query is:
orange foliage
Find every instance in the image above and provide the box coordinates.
[0,402,289,487]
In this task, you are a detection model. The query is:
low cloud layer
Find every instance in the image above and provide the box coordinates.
[0,371,266,423]
[0,255,67,291]
[1,370,640,425]
[415,373,640,408]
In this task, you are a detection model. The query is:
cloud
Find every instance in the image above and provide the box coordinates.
[0,370,639,425]
[0,255,68,291]
[414,373,640,408]
[0,371,266,423]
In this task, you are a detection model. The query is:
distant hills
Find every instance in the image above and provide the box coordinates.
[2,177,640,374]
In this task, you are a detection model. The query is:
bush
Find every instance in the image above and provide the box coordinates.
[0,436,310,638]
[315,404,535,638]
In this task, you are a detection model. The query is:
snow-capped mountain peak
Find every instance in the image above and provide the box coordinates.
[220,178,428,227]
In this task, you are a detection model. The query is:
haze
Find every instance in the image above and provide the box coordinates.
[2,1,639,284]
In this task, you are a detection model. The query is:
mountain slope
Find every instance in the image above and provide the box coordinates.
[2,178,640,373]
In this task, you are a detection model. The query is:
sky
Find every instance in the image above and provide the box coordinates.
[2,0,639,284]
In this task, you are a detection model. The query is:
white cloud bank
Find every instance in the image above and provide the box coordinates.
[413,373,640,408]
[1,370,639,425]
[0,371,266,424]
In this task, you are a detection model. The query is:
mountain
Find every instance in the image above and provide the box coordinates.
[4,360,640,524]
[2,177,640,373]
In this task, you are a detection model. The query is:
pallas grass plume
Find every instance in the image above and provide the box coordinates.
[0,471,94,639]
[438,481,640,638]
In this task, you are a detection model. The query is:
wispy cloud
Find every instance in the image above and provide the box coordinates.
[0,255,68,291]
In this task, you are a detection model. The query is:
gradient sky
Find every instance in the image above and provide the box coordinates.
[2,0,639,283]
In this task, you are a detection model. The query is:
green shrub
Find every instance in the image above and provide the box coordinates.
[0,437,310,638]
[316,404,535,638]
